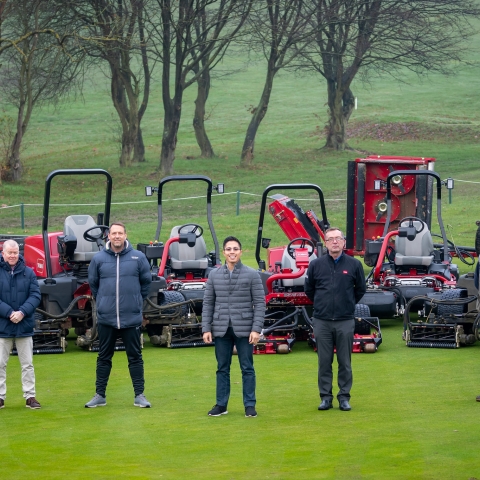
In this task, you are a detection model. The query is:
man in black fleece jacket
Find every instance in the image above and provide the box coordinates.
[305,227,366,412]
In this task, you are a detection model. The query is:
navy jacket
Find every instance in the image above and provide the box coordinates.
[0,256,41,338]
[304,253,366,321]
[88,241,152,329]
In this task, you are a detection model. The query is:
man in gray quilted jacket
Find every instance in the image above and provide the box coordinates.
[202,236,265,418]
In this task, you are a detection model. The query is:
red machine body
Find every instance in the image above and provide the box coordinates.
[24,232,63,278]
[345,155,436,256]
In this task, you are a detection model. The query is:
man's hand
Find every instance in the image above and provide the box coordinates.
[10,311,24,324]
[203,332,213,344]
[249,331,260,345]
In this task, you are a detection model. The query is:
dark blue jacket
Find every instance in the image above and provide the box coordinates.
[88,241,152,329]
[0,256,41,338]
[305,253,366,321]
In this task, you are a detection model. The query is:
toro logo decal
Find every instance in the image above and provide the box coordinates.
[37,259,44,274]
[343,270,348,274]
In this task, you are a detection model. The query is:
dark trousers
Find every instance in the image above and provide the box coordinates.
[96,323,144,397]
[214,327,256,408]
[312,318,354,402]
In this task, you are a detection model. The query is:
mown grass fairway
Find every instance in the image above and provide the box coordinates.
[1,33,480,479]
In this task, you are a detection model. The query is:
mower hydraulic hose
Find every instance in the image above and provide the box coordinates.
[35,295,93,322]
[403,294,478,332]
[144,297,202,318]
[261,308,300,335]
[472,313,480,341]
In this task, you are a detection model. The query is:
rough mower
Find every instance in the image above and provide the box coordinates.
[139,175,224,348]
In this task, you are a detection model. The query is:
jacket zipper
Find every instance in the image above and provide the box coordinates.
[116,253,120,328]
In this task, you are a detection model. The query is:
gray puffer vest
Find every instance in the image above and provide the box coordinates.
[202,261,265,338]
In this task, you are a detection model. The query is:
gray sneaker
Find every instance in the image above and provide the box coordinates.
[134,394,151,408]
[85,394,107,408]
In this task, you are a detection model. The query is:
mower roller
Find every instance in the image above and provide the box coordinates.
[139,175,224,348]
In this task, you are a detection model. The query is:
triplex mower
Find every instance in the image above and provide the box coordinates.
[255,184,381,354]
[363,170,479,348]
[20,169,166,353]
[139,175,224,348]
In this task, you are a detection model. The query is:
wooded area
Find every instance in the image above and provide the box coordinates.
[1,0,479,181]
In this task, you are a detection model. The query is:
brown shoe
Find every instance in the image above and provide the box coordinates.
[26,397,41,409]
[0,398,4,409]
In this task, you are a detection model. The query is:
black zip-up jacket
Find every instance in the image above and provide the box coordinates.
[304,253,366,321]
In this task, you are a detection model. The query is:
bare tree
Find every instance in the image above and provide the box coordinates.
[295,0,480,150]
[148,0,252,175]
[66,0,152,166]
[0,0,82,181]
[240,0,309,167]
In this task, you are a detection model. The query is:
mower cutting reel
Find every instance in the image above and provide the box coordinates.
[403,292,478,348]
[139,175,223,347]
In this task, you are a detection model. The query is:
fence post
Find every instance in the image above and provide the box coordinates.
[20,203,25,229]
[236,191,240,216]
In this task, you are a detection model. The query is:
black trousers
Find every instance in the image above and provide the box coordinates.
[95,323,144,397]
[312,318,354,402]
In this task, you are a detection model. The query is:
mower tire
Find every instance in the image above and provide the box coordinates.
[354,304,371,335]
[158,291,188,317]
[437,288,467,316]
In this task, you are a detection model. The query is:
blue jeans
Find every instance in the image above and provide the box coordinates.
[214,327,256,408]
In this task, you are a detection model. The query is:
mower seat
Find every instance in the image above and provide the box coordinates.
[168,225,209,270]
[63,215,103,262]
[394,220,434,267]
[280,247,317,287]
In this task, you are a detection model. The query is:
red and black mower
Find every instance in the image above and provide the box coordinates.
[21,169,114,352]
[254,183,382,353]
[139,175,224,348]
[362,169,478,348]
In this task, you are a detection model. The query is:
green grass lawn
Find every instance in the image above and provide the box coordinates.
[1,34,480,479]
[1,323,480,479]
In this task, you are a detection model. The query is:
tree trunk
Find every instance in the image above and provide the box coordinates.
[160,97,182,175]
[324,80,349,150]
[240,65,275,167]
[193,70,214,158]
[134,126,145,162]
[6,130,23,182]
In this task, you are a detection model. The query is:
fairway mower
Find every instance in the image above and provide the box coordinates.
[19,169,165,353]
[139,175,224,348]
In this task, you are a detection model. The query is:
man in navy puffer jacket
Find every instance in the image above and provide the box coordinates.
[0,240,41,409]
[85,222,152,408]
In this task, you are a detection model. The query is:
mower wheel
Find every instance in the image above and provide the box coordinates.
[158,291,188,317]
[437,288,467,316]
[277,344,290,354]
[354,304,371,318]
[364,343,376,353]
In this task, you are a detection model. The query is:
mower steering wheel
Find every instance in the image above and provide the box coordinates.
[178,223,204,238]
[83,225,109,243]
[398,216,425,234]
[286,237,315,259]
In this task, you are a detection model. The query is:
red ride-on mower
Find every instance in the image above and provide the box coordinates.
[139,175,224,348]
[363,170,474,345]
[22,169,113,352]
[254,183,330,353]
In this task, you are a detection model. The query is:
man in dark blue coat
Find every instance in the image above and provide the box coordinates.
[85,222,152,408]
[0,239,42,409]
[305,227,366,412]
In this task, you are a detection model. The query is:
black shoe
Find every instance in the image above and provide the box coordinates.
[208,404,228,416]
[245,406,257,417]
[318,399,333,410]
[476,395,480,402]
[339,400,351,411]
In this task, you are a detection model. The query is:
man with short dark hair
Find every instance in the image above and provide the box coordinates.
[305,227,366,412]
[202,236,265,417]
[0,239,42,409]
[85,222,152,408]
